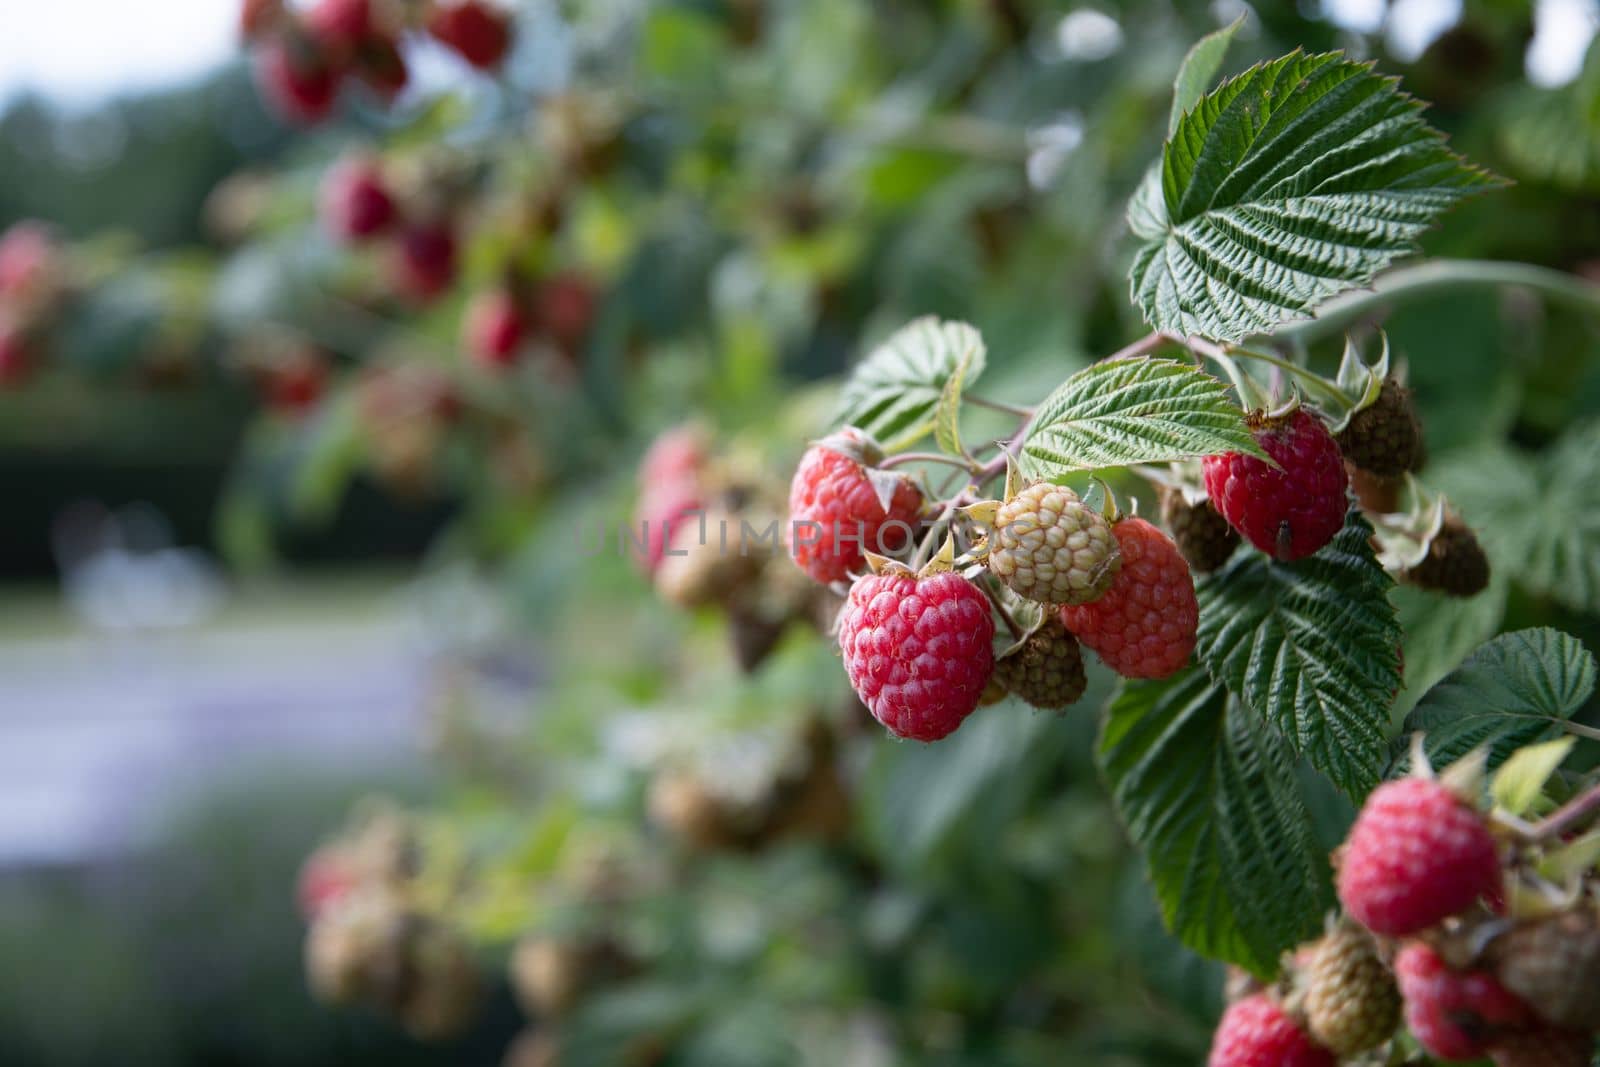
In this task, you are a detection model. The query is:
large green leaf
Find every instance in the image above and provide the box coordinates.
[1196,510,1402,797]
[1430,423,1600,614]
[832,317,986,451]
[1402,629,1598,772]
[1128,51,1501,343]
[1020,357,1263,477]
[1100,669,1331,975]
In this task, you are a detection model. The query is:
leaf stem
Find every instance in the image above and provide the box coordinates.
[1563,721,1600,744]
[1103,331,1181,362]
[880,451,977,473]
[964,394,1034,418]
[981,579,1025,642]
[1273,260,1600,344]
[975,418,1034,488]
[1530,780,1600,843]
[1195,341,1353,410]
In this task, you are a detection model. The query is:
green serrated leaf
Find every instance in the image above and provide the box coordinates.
[1196,509,1402,798]
[1403,628,1598,772]
[1129,51,1502,343]
[1020,358,1264,477]
[833,317,987,451]
[933,349,971,457]
[1169,16,1246,135]
[1492,738,1578,818]
[1100,669,1331,976]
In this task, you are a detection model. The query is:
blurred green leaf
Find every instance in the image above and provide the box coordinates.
[1492,737,1577,817]
[1431,422,1600,614]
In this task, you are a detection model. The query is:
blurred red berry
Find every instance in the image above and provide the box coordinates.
[239,0,285,40]
[633,479,703,576]
[427,1,515,70]
[1395,942,1533,1061]
[1337,777,1500,938]
[465,289,527,368]
[255,35,342,124]
[354,35,409,100]
[264,353,328,415]
[639,425,707,488]
[392,223,458,302]
[0,221,60,299]
[297,846,357,920]
[320,157,397,242]
[306,0,372,53]
[0,321,35,388]
[1208,993,1335,1067]
[533,273,597,354]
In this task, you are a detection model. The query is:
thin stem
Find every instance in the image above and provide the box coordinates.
[1206,343,1352,410]
[1563,721,1600,743]
[1273,260,1600,345]
[1102,331,1180,363]
[982,579,1025,642]
[965,394,1034,418]
[1530,780,1600,843]
[880,451,976,473]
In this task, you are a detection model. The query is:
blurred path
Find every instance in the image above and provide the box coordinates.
[0,586,426,865]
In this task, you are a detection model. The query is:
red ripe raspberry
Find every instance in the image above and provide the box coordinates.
[1059,517,1197,679]
[392,223,459,302]
[1208,993,1335,1067]
[1203,409,1348,561]
[787,434,922,584]
[1336,777,1500,937]
[255,35,342,124]
[633,480,702,576]
[427,1,515,70]
[464,289,527,368]
[837,571,994,741]
[1395,942,1534,1061]
[321,158,396,242]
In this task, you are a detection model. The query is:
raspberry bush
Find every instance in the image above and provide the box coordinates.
[228,7,1600,1064]
[11,1,1600,1063]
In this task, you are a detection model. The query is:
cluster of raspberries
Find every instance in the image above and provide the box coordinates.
[241,0,514,125]
[1210,774,1600,1066]
[783,433,1202,741]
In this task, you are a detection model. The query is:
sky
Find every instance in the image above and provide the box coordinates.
[0,0,1593,108]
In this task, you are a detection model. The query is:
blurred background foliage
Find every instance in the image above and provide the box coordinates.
[0,1,1597,1065]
